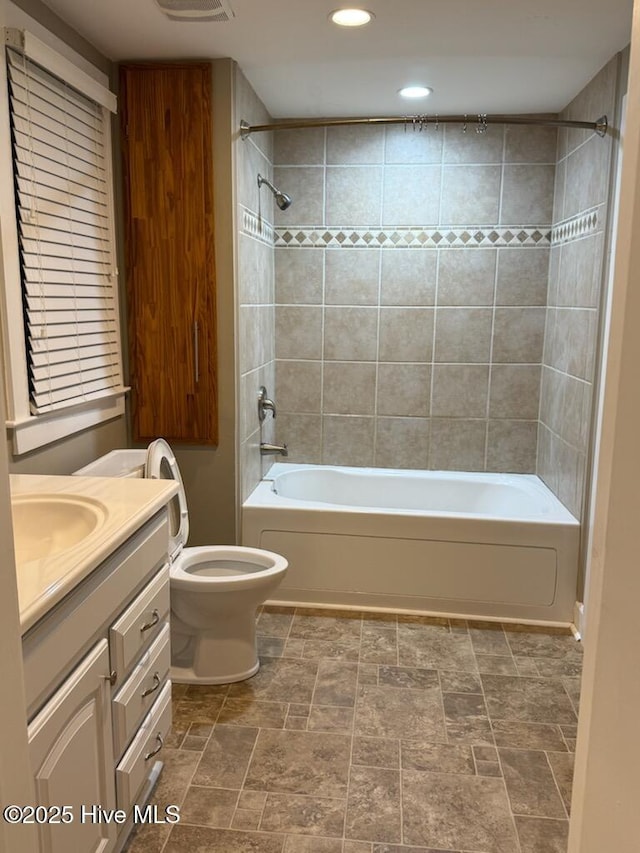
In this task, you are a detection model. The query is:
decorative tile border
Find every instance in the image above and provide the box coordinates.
[274,226,551,249]
[245,208,598,249]
[551,208,599,245]
[241,207,274,246]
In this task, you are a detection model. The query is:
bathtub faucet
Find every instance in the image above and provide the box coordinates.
[260,442,288,457]
[258,386,277,421]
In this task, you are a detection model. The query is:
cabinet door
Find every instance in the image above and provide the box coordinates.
[28,640,116,853]
[120,63,218,444]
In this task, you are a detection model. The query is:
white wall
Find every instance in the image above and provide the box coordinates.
[568,3,640,848]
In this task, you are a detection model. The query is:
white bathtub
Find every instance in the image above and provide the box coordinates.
[242,464,580,624]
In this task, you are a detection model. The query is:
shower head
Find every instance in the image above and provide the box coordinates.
[257,174,292,211]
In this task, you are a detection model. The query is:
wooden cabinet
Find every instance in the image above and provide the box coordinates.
[120,63,218,444]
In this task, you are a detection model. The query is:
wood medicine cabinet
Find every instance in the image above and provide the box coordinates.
[120,63,218,444]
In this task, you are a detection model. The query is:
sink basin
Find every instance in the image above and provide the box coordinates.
[11,494,107,564]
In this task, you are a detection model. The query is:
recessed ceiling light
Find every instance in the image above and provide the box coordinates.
[398,85,433,99]
[330,8,374,27]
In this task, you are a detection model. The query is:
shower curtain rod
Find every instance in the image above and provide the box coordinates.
[240,113,608,138]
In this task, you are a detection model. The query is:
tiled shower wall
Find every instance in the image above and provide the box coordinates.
[272,123,557,471]
[235,68,276,500]
[538,57,619,519]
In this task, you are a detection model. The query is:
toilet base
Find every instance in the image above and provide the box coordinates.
[170,658,260,685]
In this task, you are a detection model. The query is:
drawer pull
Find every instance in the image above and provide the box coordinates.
[144,733,164,761]
[102,670,118,686]
[141,672,161,699]
[140,609,160,633]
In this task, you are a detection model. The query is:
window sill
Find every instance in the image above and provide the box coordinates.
[7,389,128,455]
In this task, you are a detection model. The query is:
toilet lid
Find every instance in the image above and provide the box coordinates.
[145,438,189,562]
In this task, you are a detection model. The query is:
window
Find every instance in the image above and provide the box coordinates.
[1,29,126,453]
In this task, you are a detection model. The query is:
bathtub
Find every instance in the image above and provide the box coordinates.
[242,464,580,624]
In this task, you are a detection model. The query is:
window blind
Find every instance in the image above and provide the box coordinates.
[6,47,123,415]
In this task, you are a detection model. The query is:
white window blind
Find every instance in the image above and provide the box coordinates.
[6,46,124,415]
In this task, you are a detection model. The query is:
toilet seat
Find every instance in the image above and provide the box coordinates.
[146,438,189,563]
[171,545,288,591]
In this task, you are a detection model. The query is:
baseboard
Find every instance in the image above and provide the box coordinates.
[572,601,585,640]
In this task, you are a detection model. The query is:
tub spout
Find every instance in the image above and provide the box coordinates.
[260,442,288,457]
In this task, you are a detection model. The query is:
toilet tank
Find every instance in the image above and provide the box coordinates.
[73,449,148,478]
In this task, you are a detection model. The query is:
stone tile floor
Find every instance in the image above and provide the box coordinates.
[125,607,582,853]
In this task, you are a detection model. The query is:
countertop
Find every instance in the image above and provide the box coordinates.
[10,473,179,634]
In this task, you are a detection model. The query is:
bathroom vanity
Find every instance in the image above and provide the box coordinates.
[11,473,179,853]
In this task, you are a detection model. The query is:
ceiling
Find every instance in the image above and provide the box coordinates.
[40,0,633,119]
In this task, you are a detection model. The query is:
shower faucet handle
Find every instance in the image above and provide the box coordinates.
[258,385,277,421]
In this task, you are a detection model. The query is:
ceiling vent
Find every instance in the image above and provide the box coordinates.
[154,0,235,22]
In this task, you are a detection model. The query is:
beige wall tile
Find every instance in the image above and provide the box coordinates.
[563,135,612,219]
[440,166,501,225]
[434,308,493,363]
[240,369,261,442]
[327,126,385,164]
[539,365,565,438]
[489,365,541,420]
[504,126,558,164]
[326,166,383,226]
[238,140,273,215]
[486,421,537,473]
[546,247,561,306]
[240,432,262,501]
[326,249,380,305]
[492,308,546,363]
[560,375,592,450]
[380,250,437,305]
[548,308,597,380]
[429,419,487,471]
[275,306,323,359]
[322,416,375,466]
[274,127,325,165]
[431,365,489,417]
[274,166,325,226]
[385,125,443,164]
[537,423,558,495]
[496,249,549,306]
[443,124,504,164]
[382,166,441,226]
[555,233,605,309]
[276,360,322,413]
[379,308,434,362]
[323,362,377,414]
[437,249,497,306]
[275,248,324,304]
[501,166,555,225]
[235,68,272,160]
[557,439,584,518]
[239,305,260,373]
[375,417,430,468]
[562,56,617,157]
[552,157,566,224]
[276,414,322,463]
[377,364,431,417]
[324,307,378,360]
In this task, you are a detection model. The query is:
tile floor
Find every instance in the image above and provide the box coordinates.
[125,607,582,853]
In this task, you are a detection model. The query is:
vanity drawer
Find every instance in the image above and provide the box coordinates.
[112,623,171,757]
[115,680,172,812]
[110,569,170,678]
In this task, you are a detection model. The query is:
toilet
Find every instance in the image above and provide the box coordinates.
[146,438,288,684]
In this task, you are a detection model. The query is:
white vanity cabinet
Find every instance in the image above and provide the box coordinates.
[21,509,173,853]
[27,640,116,853]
